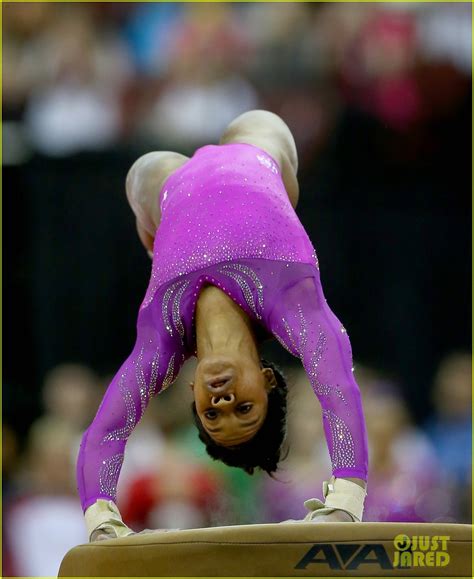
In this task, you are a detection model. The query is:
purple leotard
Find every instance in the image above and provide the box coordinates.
[77,143,369,511]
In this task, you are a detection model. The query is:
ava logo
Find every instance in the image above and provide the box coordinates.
[295,543,393,570]
[393,534,450,568]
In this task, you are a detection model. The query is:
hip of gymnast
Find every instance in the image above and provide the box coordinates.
[77,110,369,542]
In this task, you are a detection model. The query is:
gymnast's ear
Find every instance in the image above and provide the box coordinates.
[262,367,277,391]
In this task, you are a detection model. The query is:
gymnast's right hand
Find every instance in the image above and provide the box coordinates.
[85,499,135,542]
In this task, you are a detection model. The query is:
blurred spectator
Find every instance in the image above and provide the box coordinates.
[123,3,183,75]
[116,394,166,503]
[261,368,330,522]
[2,3,55,116]
[362,382,455,523]
[417,3,472,74]
[424,352,472,490]
[2,424,21,576]
[30,363,100,443]
[137,3,257,146]
[2,2,471,159]
[3,4,132,156]
[2,424,19,497]
[241,3,314,82]
[122,443,224,531]
[3,364,100,575]
[339,8,422,131]
[261,366,459,524]
[5,423,87,576]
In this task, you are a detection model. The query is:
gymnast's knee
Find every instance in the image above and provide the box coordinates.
[126,151,187,210]
[220,110,298,172]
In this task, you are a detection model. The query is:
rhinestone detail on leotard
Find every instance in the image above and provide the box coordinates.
[307,331,347,404]
[222,263,264,310]
[322,409,356,469]
[148,346,161,398]
[142,143,316,300]
[219,267,261,319]
[160,280,190,339]
[161,280,181,336]
[135,346,148,415]
[172,280,190,339]
[296,304,307,354]
[160,354,175,392]
[276,303,307,356]
[102,371,136,443]
[256,153,279,174]
[99,454,124,499]
[273,329,294,354]
[280,318,299,354]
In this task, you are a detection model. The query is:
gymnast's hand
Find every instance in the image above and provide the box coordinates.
[282,505,356,524]
[90,527,135,542]
[304,508,354,523]
[299,477,367,523]
[85,499,135,542]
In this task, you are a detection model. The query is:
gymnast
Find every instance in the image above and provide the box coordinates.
[77,110,369,541]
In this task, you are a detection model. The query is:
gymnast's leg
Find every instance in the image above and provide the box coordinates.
[126,151,189,255]
[219,109,300,209]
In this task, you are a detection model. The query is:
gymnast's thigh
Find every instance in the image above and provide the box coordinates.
[126,151,189,239]
[220,112,299,209]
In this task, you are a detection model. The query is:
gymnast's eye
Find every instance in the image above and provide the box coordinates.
[204,409,218,420]
[237,403,253,414]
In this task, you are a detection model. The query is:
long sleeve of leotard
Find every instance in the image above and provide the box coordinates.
[76,301,185,511]
[267,265,368,481]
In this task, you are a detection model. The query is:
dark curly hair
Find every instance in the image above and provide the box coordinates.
[191,359,288,475]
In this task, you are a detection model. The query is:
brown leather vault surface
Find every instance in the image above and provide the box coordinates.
[58,522,472,577]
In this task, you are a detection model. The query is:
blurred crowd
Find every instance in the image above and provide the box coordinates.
[3,2,471,163]
[3,353,471,576]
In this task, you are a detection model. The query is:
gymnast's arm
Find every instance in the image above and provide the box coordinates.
[267,273,369,521]
[76,303,184,541]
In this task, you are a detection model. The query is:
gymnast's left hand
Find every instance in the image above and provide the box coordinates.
[90,527,135,542]
[85,499,135,542]
[305,509,354,523]
[282,508,355,524]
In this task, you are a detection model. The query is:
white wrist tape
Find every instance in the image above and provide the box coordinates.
[323,476,366,521]
[304,476,367,522]
[84,499,133,540]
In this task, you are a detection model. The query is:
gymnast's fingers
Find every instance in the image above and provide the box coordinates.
[136,528,181,535]
[90,528,119,542]
[307,510,354,523]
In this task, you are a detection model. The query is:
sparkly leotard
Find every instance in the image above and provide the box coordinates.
[77,143,369,511]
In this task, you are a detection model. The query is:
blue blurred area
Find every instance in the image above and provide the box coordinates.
[124,3,183,74]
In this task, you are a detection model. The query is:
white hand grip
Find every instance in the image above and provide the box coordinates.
[84,499,134,541]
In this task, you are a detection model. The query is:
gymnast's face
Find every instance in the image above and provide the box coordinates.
[192,356,276,446]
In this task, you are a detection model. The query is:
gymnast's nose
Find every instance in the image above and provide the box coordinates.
[211,393,236,407]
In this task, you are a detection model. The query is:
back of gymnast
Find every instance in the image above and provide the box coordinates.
[77,110,369,541]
